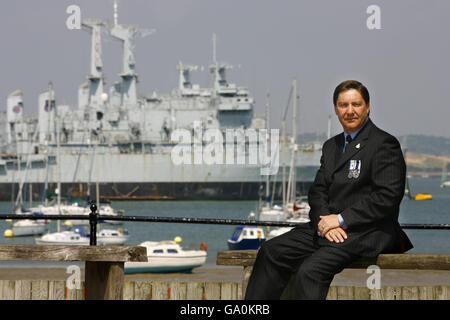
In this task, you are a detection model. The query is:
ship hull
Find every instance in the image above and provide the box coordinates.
[0,180,314,201]
[0,150,320,201]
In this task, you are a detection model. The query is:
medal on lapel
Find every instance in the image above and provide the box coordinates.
[348,160,361,179]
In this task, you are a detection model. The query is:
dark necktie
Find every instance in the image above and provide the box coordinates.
[344,135,353,152]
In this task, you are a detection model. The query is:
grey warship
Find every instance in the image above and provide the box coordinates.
[0,2,321,202]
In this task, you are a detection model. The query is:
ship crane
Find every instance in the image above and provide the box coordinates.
[81,19,107,109]
[109,0,155,107]
[177,61,201,96]
[208,33,237,96]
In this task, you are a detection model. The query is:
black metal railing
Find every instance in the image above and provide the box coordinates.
[0,203,449,246]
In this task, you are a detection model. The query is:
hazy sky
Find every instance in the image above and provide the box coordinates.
[1,0,449,138]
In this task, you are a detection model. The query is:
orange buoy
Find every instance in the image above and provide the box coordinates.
[200,241,207,251]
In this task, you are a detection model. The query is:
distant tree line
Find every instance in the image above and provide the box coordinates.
[298,133,450,158]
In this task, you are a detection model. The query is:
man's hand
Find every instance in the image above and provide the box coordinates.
[318,214,342,235]
[324,227,348,243]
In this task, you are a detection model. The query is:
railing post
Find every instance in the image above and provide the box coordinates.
[89,203,98,246]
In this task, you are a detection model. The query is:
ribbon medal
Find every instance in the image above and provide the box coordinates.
[348,160,361,179]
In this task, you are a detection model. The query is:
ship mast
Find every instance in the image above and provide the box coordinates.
[110,0,155,107]
[82,19,106,109]
[209,33,234,95]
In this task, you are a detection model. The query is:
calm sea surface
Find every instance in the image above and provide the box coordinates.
[0,177,448,266]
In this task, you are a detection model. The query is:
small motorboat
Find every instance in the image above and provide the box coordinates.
[11,219,48,237]
[65,204,124,226]
[258,205,286,222]
[124,240,207,274]
[266,216,310,240]
[34,231,90,245]
[97,228,129,245]
[71,226,129,245]
[227,226,265,250]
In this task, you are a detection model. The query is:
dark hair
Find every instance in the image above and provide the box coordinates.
[333,80,370,106]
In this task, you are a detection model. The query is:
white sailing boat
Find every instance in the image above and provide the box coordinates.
[11,219,48,236]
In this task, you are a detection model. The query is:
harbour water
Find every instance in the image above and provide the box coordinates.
[0,177,448,268]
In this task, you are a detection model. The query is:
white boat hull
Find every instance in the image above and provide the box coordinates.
[34,231,90,246]
[97,236,129,246]
[12,224,48,236]
[125,241,207,273]
[125,254,207,273]
[34,238,90,246]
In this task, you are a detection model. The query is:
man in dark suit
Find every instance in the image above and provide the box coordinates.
[245,80,413,300]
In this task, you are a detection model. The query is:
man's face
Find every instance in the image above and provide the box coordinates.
[334,89,370,134]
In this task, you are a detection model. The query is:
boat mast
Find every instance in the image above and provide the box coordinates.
[265,93,270,207]
[327,114,331,140]
[281,85,293,206]
[56,100,61,232]
[286,78,297,205]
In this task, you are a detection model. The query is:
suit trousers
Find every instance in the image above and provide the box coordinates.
[245,223,361,300]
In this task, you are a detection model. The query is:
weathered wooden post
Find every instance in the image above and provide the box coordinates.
[83,201,138,300]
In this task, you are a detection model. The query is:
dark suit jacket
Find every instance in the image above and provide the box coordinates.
[308,119,413,257]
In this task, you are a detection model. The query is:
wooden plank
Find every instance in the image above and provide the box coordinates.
[170,282,187,300]
[228,282,241,300]
[369,289,383,300]
[134,281,152,300]
[204,282,221,300]
[382,286,402,300]
[85,261,124,300]
[218,250,450,270]
[76,285,85,300]
[418,286,434,300]
[401,286,419,300]
[66,286,78,300]
[0,280,15,300]
[236,282,243,300]
[220,282,234,300]
[151,281,169,300]
[31,280,49,300]
[186,282,203,300]
[123,280,135,300]
[48,280,65,300]
[14,280,31,300]
[434,286,449,300]
[0,245,147,262]
[348,254,450,270]
[241,266,253,298]
[353,287,370,300]
[337,286,354,300]
[326,286,338,300]
[217,250,257,267]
